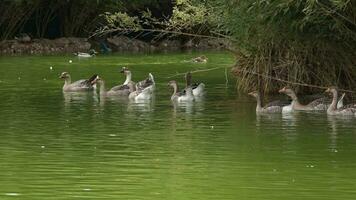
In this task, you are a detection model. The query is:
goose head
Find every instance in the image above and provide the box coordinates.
[279,86,295,96]
[325,86,338,96]
[91,76,103,85]
[248,91,260,98]
[59,72,70,79]
[120,67,131,76]
[168,80,178,88]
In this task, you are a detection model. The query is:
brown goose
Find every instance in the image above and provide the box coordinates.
[185,72,205,96]
[248,91,289,113]
[278,87,344,111]
[325,87,356,116]
[60,72,97,92]
[109,67,135,91]
[91,76,131,96]
[168,80,194,102]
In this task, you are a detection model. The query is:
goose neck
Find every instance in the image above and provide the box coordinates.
[172,83,178,96]
[328,90,338,112]
[99,81,106,95]
[255,93,262,112]
[124,73,132,85]
[64,76,71,86]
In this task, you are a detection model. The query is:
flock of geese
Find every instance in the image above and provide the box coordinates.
[59,67,355,116]
[59,67,205,102]
[248,87,356,116]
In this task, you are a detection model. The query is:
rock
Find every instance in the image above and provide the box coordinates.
[107,36,151,52]
[0,37,91,55]
[15,33,31,43]
[157,40,181,51]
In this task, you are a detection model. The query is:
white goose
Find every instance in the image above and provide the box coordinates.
[60,72,97,92]
[168,80,194,102]
[128,82,153,101]
[185,72,205,96]
[136,73,155,92]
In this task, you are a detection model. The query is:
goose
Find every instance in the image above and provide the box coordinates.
[325,87,356,116]
[108,67,135,94]
[192,55,208,63]
[60,72,98,92]
[248,91,289,113]
[74,49,97,58]
[136,73,155,92]
[185,72,205,96]
[128,82,153,101]
[278,86,344,111]
[91,76,130,96]
[168,80,194,102]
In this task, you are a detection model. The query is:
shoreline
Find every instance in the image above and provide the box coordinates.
[0,36,231,56]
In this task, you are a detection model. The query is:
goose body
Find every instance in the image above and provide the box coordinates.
[325,87,356,116]
[92,76,130,96]
[192,55,208,63]
[168,80,194,102]
[248,91,288,113]
[75,49,97,58]
[76,52,93,58]
[278,87,344,111]
[185,72,205,96]
[137,73,155,92]
[128,83,153,101]
[108,67,134,96]
[60,72,97,92]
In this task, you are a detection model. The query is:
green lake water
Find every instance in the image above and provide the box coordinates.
[0,52,355,200]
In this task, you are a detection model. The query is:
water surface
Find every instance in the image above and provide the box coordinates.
[0,52,355,200]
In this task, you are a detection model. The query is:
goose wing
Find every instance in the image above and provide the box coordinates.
[70,79,90,87]
[307,97,330,107]
[264,100,290,108]
[340,103,356,109]
[110,84,129,91]
[137,73,155,90]
[264,105,283,113]
[137,78,154,89]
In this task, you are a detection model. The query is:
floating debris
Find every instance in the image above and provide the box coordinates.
[69,60,73,63]
[50,66,53,70]
[109,134,116,137]
[5,193,20,196]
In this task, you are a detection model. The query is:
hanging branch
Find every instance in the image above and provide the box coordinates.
[167,67,226,79]
[234,68,356,93]
[90,27,236,41]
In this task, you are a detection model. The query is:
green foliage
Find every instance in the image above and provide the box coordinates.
[102,11,142,30]
[101,0,223,36]
[220,0,356,93]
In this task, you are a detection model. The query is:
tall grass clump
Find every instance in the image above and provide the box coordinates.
[223,0,356,93]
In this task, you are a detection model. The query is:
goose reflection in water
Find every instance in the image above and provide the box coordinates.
[63,91,97,106]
